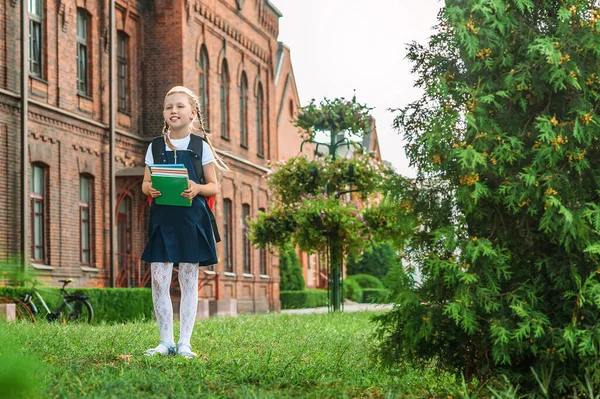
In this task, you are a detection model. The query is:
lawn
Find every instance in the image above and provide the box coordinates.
[1,311,462,398]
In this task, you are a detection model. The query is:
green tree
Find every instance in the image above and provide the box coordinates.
[375,0,600,395]
[278,246,305,291]
[248,97,414,311]
[346,242,396,280]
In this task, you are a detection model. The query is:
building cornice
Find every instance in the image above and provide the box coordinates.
[192,2,270,63]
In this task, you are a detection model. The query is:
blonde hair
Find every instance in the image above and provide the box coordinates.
[162,85,229,172]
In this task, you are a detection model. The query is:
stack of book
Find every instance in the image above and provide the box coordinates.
[149,164,192,207]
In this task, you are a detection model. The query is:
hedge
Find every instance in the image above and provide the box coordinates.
[0,287,153,324]
[280,289,327,309]
[346,274,384,289]
[362,288,390,304]
[343,278,363,303]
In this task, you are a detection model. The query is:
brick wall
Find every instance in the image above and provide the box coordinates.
[0,0,284,311]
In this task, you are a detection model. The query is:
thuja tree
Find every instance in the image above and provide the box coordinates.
[248,97,413,311]
[374,0,600,395]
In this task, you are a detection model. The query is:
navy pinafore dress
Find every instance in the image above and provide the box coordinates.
[141,143,218,266]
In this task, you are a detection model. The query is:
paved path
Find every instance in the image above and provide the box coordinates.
[281,303,393,314]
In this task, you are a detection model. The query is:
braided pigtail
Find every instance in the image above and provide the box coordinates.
[162,120,176,151]
[192,100,229,173]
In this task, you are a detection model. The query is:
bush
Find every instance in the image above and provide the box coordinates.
[279,246,305,291]
[280,289,327,309]
[376,0,600,395]
[362,288,390,304]
[0,287,153,324]
[343,278,362,303]
[346,274,383,289]
[346,242,396,280]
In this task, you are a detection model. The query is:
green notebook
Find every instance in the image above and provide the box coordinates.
[151,174,192,207]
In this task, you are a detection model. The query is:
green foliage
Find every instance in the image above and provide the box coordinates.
[248,153,398,255]
[84,288,153,323]
[345,274,384,289]
[346,242,397,280]
[375,0,600,395]
[343,278,363,303]
[249,95,416,311]
[279,289,328,309]
[279,246,305,291]
[0,287,153,324]
[362,288,391,304]
[293,96,374,140]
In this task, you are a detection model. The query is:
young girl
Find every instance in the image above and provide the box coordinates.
[141,86,228,358]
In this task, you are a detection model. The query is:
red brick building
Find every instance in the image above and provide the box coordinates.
[0,0,309,314]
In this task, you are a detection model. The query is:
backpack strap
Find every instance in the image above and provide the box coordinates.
[151,136,165,165]
[189,134,205,184]
[189,134,221,243]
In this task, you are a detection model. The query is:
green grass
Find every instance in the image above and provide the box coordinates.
[1,312,462,398]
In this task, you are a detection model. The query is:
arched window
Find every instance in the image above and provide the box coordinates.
[80,174,94,265]
[258,207,267,275]
[220,60,230,139]
[117,31,129,112]
[199,46,210,129]
[77,9,91,95]
[242,204,251,273]
[29,0,44,77]
[256,83,264,156]
[240,72,249,148]
[30,163,48,262]
[223,199,233,272]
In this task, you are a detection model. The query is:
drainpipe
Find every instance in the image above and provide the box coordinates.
[109,0,116,286]
[20,0,29,272]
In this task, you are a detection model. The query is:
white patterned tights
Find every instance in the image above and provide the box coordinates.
[149,262,199,354]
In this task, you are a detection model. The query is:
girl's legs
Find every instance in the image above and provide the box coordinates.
[146,262,175,355]
[177,262,199,355]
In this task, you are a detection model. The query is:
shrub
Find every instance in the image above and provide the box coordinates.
[280,289,327,309]
[346,274,384,289]
[279,246,305,291]
[376,0,600,395]
[362,288,390,304]
[346,242,397,280]
[0,287,153,324]
[343,278,362,303]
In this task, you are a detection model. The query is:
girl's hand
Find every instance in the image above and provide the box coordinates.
[148,184,162,198]
[182,181,200,200]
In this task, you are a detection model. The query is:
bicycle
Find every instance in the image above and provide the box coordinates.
[13,278,94,324]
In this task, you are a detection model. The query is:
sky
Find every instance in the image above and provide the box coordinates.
[274,0,443,177]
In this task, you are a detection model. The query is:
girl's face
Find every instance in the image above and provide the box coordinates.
[163,93,196,130]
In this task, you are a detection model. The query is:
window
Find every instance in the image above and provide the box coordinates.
[259,208,267,275]
[240,72,248,148]
[30,164,46,262]
[80,175,93,264]
[77,9,90,95]
[220,60,230,139]
[289,99,294,118]
[117,31,128,112]
[199,46,209,129]
[242,204,251,274]
[29,0,43,77]
[223,199,233,272]
[256,84,264,156]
